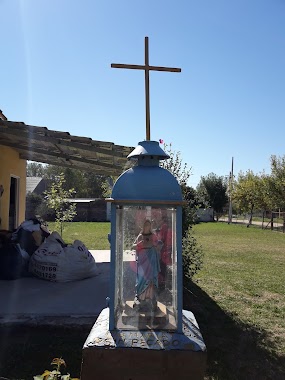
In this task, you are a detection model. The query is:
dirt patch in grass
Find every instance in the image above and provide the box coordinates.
[260,291,283,301]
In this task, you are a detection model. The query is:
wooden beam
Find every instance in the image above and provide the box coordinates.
[1,140,123,169]
[20,153,118,174]
[0,124,132,158]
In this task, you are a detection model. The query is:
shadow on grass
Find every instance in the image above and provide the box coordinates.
[1,281,285,380]
[0,324,91,379]
[183,279,285,380]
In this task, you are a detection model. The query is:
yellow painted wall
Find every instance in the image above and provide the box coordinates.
[0,145,26,230]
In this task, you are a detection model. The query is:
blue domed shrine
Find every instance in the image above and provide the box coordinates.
[81,37,206,380]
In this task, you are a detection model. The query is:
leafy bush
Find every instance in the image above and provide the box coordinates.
[160,143,204,278]
[182,226,204,279]
[36,201,56,221]
[26,192,43,208]
[26,192,45,219]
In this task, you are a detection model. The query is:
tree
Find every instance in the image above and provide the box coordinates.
[160,142,194,234]
[43,173,77,236]
[25,192,44,219]
[26,162,46,177]
[196,173,228,216]
[101,176,116,198]
[232,170,267,226]
[161,143,191,186]
[267,155,285,211]
[44,166,84,196]
[43,165,107,198]
[181,184,200,230]
[160,143,203,279]
[81,172,108,198]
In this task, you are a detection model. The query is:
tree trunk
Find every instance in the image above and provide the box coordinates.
[247,204,254,227]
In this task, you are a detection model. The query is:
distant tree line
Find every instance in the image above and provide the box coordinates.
[26,162,112,221]
[190,154,285,224]
[27,162,109,198]
[231,155,285,223]
[26,154,231,224]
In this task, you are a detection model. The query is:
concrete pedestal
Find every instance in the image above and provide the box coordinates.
[81,308,207,380]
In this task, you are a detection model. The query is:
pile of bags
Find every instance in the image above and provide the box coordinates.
[29,231,98,282]
[0,219,98,282]
[0,219,48,280]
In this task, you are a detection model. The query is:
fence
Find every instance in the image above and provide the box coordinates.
[218,211,285,233]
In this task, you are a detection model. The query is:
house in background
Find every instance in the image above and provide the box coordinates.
[0,111,133,230]
[196,208,214,222]
[26,177,48,196]
[25,177,48,220]
[0,111,26,230]
[66,198,111,222]
[25,181,111,221]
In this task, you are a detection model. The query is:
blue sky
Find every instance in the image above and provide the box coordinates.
[1,0,285,187]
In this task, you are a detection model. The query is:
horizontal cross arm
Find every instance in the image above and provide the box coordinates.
[111,63,181,73]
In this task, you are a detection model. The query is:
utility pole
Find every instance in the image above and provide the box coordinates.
[228,157,234,224]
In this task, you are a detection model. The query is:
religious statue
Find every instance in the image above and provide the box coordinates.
[133,219,162,312]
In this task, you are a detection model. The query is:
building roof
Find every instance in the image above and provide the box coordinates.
[0,110,7,121]
[66,198,99,203]
[26,177,43,194]
[0,119,134,175]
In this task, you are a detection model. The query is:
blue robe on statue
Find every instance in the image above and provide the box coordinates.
[136,245,161,297]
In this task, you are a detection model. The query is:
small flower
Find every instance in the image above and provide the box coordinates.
[159,139,164,144]
[51,357,66,368]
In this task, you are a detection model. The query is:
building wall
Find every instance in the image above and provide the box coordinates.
[73,200,108,222]
[0,145,26,230]
[196,208,214,222]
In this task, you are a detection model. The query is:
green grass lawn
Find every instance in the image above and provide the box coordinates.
[47,221,111,249]
[188,222,285,379]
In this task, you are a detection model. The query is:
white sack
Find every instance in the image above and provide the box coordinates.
[29,231,98,282]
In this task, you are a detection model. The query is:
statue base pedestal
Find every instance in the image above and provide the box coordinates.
[81,308,207,380]
[120,300,170,329]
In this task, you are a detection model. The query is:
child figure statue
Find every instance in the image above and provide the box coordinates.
[133,219,162,312]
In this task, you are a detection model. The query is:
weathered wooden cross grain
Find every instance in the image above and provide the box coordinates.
[111,37,181,141]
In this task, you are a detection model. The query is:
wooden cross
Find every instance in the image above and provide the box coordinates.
[111,37,181,141]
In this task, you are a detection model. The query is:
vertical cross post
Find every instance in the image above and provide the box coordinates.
[144,37,151,140]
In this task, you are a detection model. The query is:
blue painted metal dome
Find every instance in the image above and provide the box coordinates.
[112,141,182,202]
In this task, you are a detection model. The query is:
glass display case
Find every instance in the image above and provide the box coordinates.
[108,140,183,333]
[113,205,178,330]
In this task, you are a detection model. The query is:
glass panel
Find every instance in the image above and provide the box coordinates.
[114,205,177,330]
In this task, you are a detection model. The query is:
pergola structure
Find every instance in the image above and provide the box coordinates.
[0,119,134,175]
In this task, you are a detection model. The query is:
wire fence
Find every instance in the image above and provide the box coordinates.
[217,211,285,233]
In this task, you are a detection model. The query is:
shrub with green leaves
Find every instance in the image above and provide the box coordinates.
[182,226,204,279]
[43,173,77,237]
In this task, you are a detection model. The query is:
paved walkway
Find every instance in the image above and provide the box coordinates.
[0,250,111,326]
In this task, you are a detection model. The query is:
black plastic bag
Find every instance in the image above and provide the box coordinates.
[0,242,25,280]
